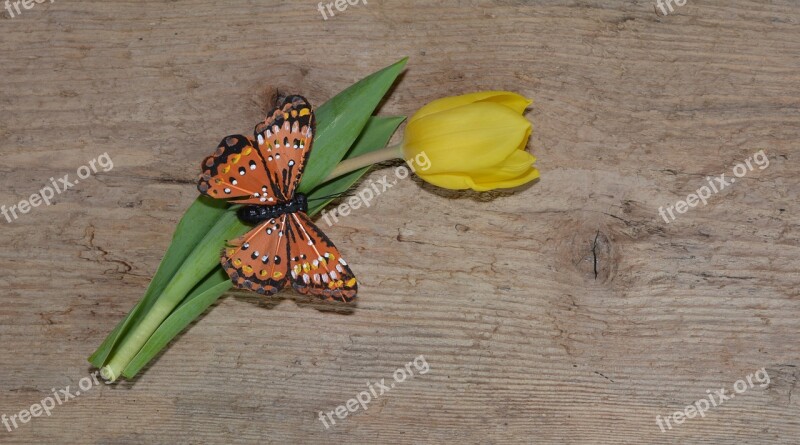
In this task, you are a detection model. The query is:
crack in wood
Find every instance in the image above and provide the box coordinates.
[592,230,600,280]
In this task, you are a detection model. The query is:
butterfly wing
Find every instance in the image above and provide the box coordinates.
[198,95,315,204]
[221,215,291,295]
[201,95,339,298]
[197,135,272,205]
[285,212,358,302]
[252,95,315,202]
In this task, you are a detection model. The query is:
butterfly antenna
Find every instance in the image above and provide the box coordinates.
[307,192,353,202]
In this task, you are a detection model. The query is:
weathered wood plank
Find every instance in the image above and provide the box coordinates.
[1,0,798,443]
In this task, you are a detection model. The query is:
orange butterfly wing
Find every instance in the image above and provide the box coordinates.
[221,215,290,296]
[285,212,358,302]
[197,135,269,205]
[199,95,357,301]
[253,95,314,202]
[198,95,314,205]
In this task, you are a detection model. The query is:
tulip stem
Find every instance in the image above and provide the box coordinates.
[324,143,403,182]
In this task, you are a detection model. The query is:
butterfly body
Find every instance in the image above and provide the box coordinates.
[236,193,308,225]
[197,96,358,302]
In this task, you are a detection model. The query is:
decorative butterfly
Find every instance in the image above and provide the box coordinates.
[197,95,358,302]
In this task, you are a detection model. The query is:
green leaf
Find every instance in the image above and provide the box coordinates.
[122,269,232,378]
[88,196,228,368]
[90,58,408,379]
[100,210,251,379]
[298,57,407,193]
[119,115,407,377]
[307,116,406,215]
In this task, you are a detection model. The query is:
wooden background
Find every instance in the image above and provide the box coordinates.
[1,0,798,443]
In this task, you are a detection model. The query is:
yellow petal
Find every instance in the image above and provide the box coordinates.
[403,102,531,174]
[422,166,540,192]
[473,166,540,191]
[468,150,537,183]
[409,91,531,124]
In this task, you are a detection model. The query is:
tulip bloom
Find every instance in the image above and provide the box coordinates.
[401,91,539,191]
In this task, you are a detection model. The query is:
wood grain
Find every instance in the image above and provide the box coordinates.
[1,0,798,443]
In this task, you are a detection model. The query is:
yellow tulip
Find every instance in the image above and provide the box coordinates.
[401,91,539,191]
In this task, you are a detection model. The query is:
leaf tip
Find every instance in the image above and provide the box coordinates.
[393,57,409,70]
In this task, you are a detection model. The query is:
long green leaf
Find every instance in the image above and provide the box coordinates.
[119,115,406,378]
[298,57,407,193]
[88,196,228,367]
[307,116,406,215]
[122,269,232,377]
[92,58,408,377]
[101,210,251,379]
